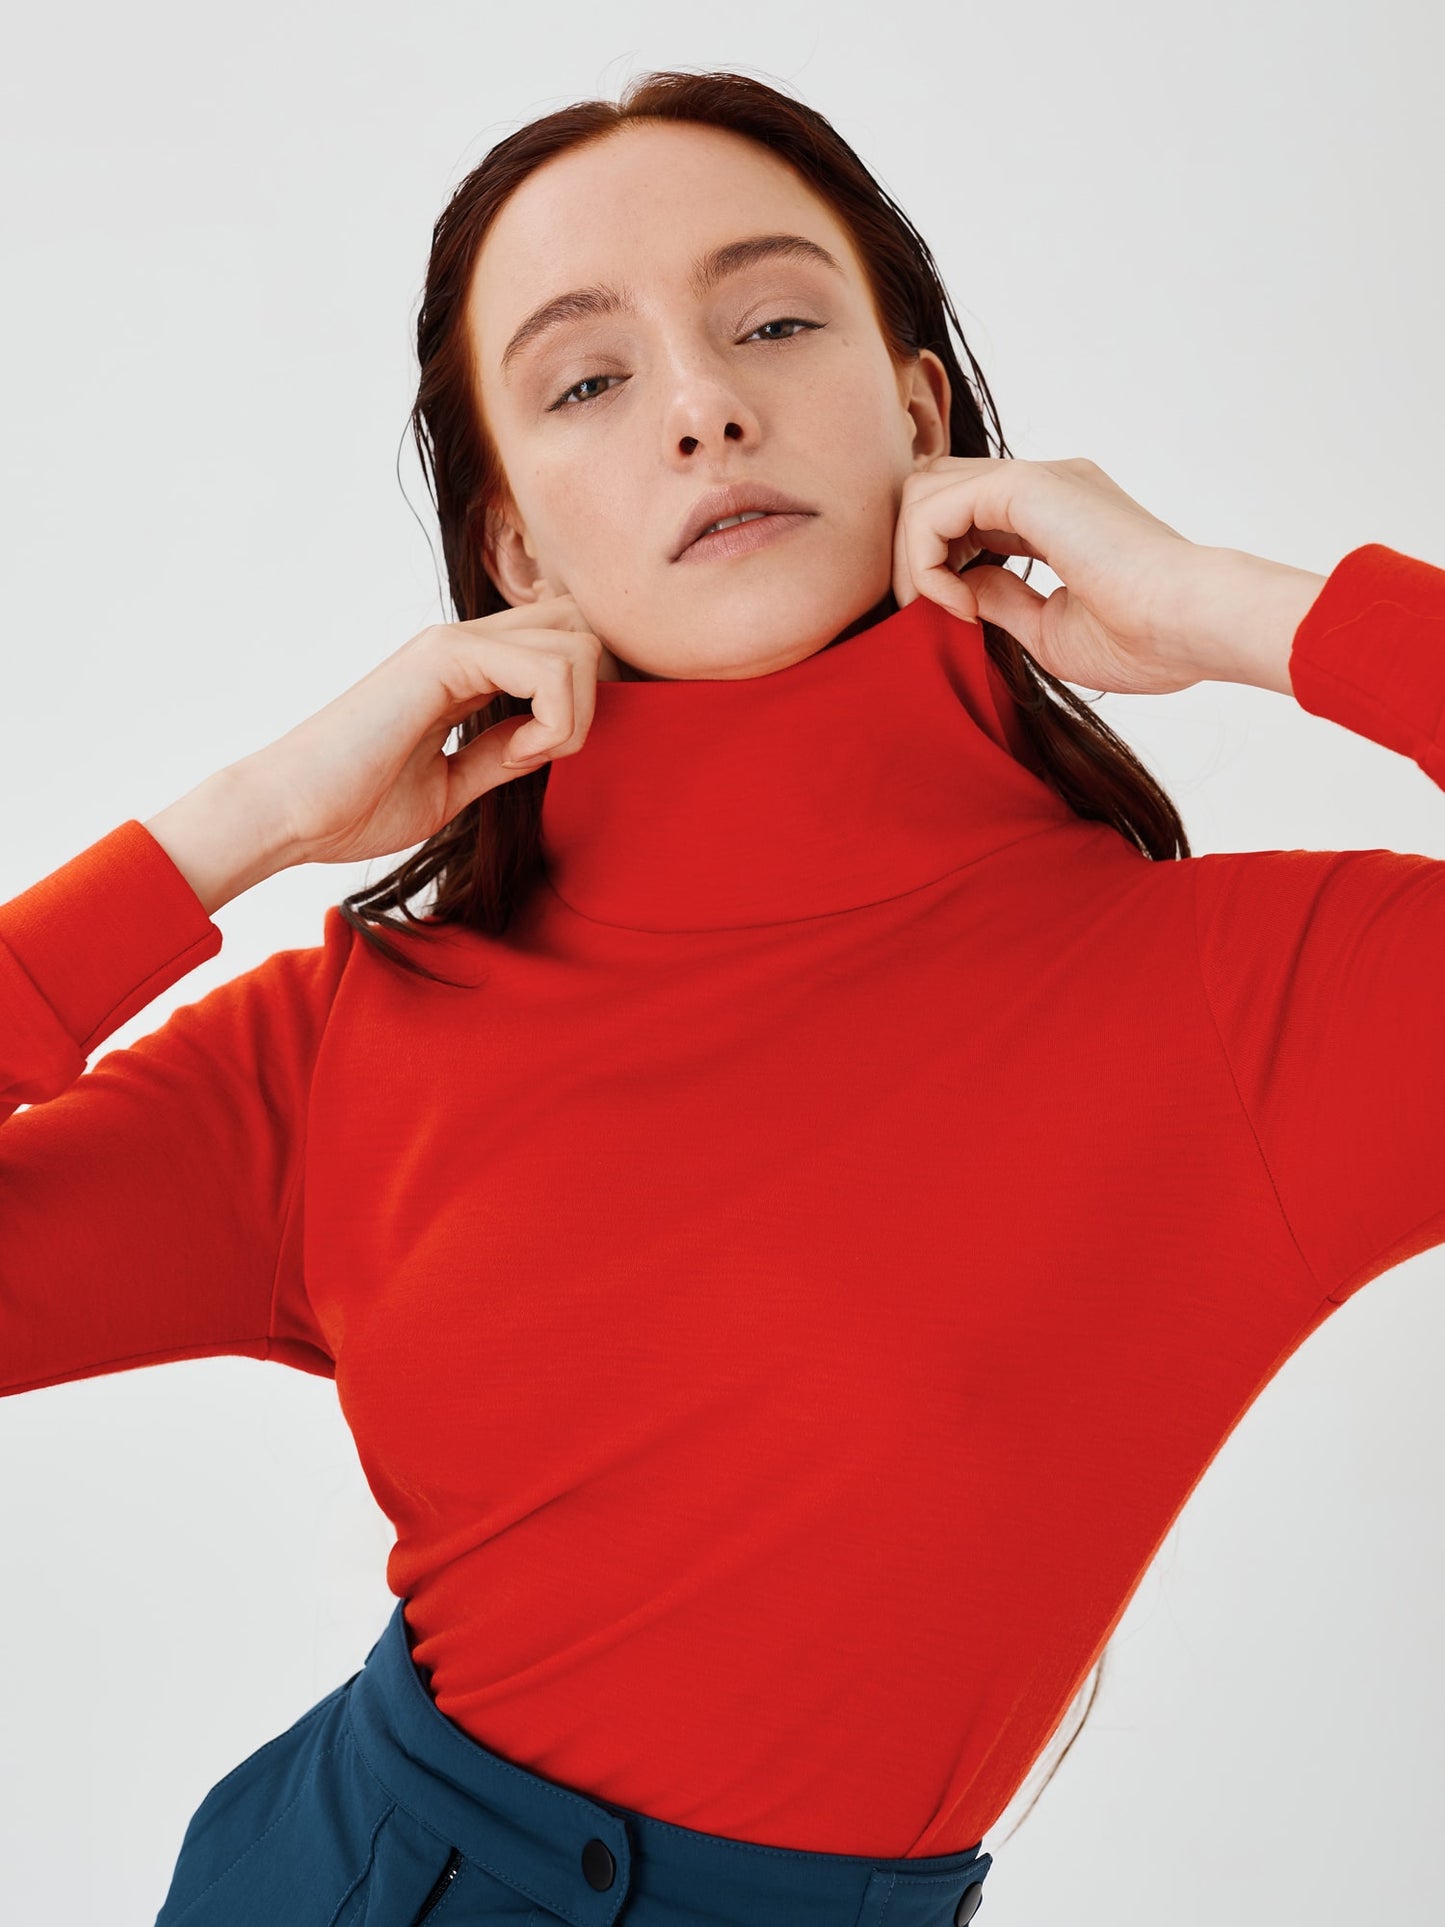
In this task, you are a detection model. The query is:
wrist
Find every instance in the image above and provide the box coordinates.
[1176,545,1330,695]
[143,761,301,917]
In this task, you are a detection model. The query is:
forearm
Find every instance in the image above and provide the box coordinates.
[1178,545,1331,696]
[143,760,300,917]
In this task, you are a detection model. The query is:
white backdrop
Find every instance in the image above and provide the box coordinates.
[2,2,1443,1921]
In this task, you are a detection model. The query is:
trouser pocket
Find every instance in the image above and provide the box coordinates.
[335,1812,546,1926]
[154,1678,548,1926]
[153,1677,380,1924]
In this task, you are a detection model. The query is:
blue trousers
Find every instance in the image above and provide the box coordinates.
[154,1599,995,1926]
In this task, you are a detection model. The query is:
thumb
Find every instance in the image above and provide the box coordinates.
[966,564,1049,655]
[444,716,541,809]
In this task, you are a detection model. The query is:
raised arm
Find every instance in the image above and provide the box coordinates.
[1,580,623,1396]
[1192,542,1445,1305]
[1,813,350,1395]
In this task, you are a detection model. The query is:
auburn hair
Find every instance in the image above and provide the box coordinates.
[340,67,1187,979]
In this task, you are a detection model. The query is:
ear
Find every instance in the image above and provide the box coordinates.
[485,502,555,606]
[899,349,952,465]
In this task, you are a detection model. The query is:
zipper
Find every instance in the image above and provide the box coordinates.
[410,1846,463,1925]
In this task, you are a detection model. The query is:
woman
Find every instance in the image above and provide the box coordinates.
[2,68,1441,1927]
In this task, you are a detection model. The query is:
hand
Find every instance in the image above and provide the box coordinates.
[238,586,624,868]
[891,455,1214,697]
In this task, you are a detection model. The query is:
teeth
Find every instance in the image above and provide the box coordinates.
[702,510,771,536]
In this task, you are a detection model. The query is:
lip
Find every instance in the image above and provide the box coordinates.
[672,482,815,560]
[674,510,816,564]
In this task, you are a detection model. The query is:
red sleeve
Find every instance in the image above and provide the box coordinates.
[0,819,352,1394]
[1191,542,1445,1305]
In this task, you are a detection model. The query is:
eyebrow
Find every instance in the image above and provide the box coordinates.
[498,231,847,380]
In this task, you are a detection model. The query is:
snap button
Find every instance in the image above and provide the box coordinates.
[582,1837,616,1891]
[954,1878,985,1924]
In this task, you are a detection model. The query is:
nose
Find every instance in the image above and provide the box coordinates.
[679,419,745,455]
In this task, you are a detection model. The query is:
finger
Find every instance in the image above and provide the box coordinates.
[914,454,1004,483]
[493,633,609,765]
[897,464,1010,604]
[969,529,1046,561]
[431,630,580,762]
[905,497,983,626]
[892,493,919,608]
[919,565,980,626]
[966,565,1050,659]
[908,462,1050,565]
[452,594,591,637]
[497,647,589,766]
[444,723,539,805]
[434,628,590,725]
[497,650,582,766]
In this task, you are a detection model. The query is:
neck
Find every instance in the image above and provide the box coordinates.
[610,589,902,682]
[536,592,1074,935]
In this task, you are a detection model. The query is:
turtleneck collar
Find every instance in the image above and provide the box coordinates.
[538,591,1079,933]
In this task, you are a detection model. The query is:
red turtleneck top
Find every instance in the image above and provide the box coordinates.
[2,542,1443,1857]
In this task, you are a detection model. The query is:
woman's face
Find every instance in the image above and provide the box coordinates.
[466,119,952,681]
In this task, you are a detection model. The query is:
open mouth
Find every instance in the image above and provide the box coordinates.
[677,510,815,562]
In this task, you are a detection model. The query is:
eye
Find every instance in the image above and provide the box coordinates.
[547,318,826,412]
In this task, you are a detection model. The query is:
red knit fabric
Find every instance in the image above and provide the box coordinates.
[3,542,1442,1856]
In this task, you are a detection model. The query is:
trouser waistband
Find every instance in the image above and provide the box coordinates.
[347,1598,994,1927]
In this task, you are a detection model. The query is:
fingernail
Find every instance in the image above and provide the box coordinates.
[502,751,550,771]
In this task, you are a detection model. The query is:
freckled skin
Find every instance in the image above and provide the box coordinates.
[466,120,950,683]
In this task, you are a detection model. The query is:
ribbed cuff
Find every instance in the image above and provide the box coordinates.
[0,819,223,1055]
[1289,542,1445,787]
